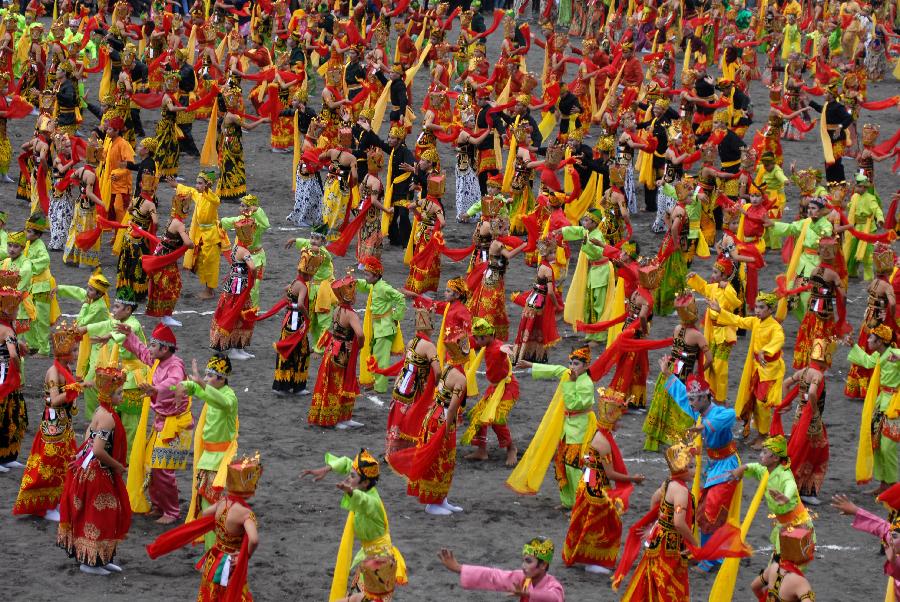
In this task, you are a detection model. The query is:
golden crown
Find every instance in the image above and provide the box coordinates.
[637,259,663,290]
[874,243,895,275]
[809,337,833,365]
[862,123,880,146]
[0,287,23,319]
[359,556,396,598]
[0,270,19,289]
[665,440,695,474]
[226,452,263,495]
[596,387,627,428]
[426,173,446,198]
[51,321,81,357]
[297,247,325,276]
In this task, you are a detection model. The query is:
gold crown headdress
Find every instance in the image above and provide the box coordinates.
[297,247,325,277]
[862,123,880,147]
[874,243,895,276]
[94,342,126,403]
[637,258,663,290]
[596,387,627,429]
[226,452,263,495]
[665,439,695,475]
[522,537,554,563]
[52,321,80,358]
[207,354,232,377]
[0,270,19,289]
[674,290,698,324]
[234,216,257,245]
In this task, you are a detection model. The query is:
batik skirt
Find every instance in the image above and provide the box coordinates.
[0,390,27,463]
[146,263,182,317]
[563,483,623,568]
[13,406,76,515]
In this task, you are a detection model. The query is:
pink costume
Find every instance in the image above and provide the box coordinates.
[851,508,900,599]
[123,331,188,520]
[459,565,565,602]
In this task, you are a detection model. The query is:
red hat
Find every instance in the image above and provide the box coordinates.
[361,256,383,276]
[685,374,710,397]
[107,116,125,131]
[150,323,177,348]
[714,256,735,278]
[877,483,900,511]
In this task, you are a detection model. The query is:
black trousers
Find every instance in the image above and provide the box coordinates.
[825,158,845,184]
[388,205,412,247]
[129,108,145,137]
[179,121,200,155]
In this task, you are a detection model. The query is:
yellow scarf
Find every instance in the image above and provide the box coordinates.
[126,360,158,513]
[857,361,881,483]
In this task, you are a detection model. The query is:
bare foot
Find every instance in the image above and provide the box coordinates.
[750,435,765,450]
[198,291,215,300]
[504,446,518,467]
[155,515,178,525]
[465,448,489,461]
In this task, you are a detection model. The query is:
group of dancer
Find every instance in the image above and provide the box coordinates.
[1,0,900,599]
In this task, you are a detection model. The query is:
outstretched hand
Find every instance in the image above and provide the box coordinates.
[438,548,462,573]
[300,466,332,482]
[830,494,859,516]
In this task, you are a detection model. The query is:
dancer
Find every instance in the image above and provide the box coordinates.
[176,171,225,301]
[781,339,830,505]
[438,539,565,601]
[115,172,158,302]
[303,449,407,598]
[663,369,739,573]
[750,530,816,601]
[180,354,239,549]
[0,280,26,470]
[357,257,406,395]
[270,246,323,396]
[614,441,698,599]
[709,292,785,449]
[384,304,439,457]
[511,236,562,363]
[463,318,520,466]
[11,326,77,519]
[56,360,132,576]
[516,346,597,509]
[119,321,189,523]
[391,344,468,516]
[145,189,193,327]
[563,388,644,575]
[209,217,257,361]
[848,324,900,494]
[832,493,900,599]
[561,210,614,345]
[308,273,363,429]
[148,454,261,601]
[731,435,815,555]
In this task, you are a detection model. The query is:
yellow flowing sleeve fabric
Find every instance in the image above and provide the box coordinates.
[329,511,356,601]
[857,362,881,483]
[563,250,589,328]
[461,356,510,445]
[708,472,767,601]
[733,327,757,419]
[606,277,626,349]
[435,303,451,368]
[506,374,569,494]
[776,219,809,321]
[359,292,375,386]
[126,360,158,513]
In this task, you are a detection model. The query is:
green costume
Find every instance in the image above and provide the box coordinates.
[182,379,238,548]
[0,229,7,260]
[848,344,900,484]
[221,206,270,306]
[357,278,406,393]
[743,462,815,553]
[24,238,51,355]
[561,225,610,342]
[324,453,394,567]
[294,238,334,352]
[770,216,833,318]
[83,315,146,456]
[846,188,883,280]
[56,286,110,418]
[530,363,595,508]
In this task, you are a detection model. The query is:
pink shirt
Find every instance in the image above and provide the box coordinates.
[459,565,565,602]
[852,508,900,598]
[124,331,189,430]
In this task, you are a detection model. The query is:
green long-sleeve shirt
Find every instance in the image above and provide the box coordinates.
[24,238,51,294]
[561,225,609,288]
[848,345,900,411]
[324,453,389,546]
[744,462,800,517]
[770,216,833,277]
[58,286,111,380]
[84,316,146,390]
[849,191,883,229]
[0,230,7,261]
[531,364,595,443]
[357,278,405,338]
[182,381,238,471]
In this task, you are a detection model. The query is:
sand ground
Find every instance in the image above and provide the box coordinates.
[1,17,898,601]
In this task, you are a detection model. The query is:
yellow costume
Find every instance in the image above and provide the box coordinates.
[180,180,227,290]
